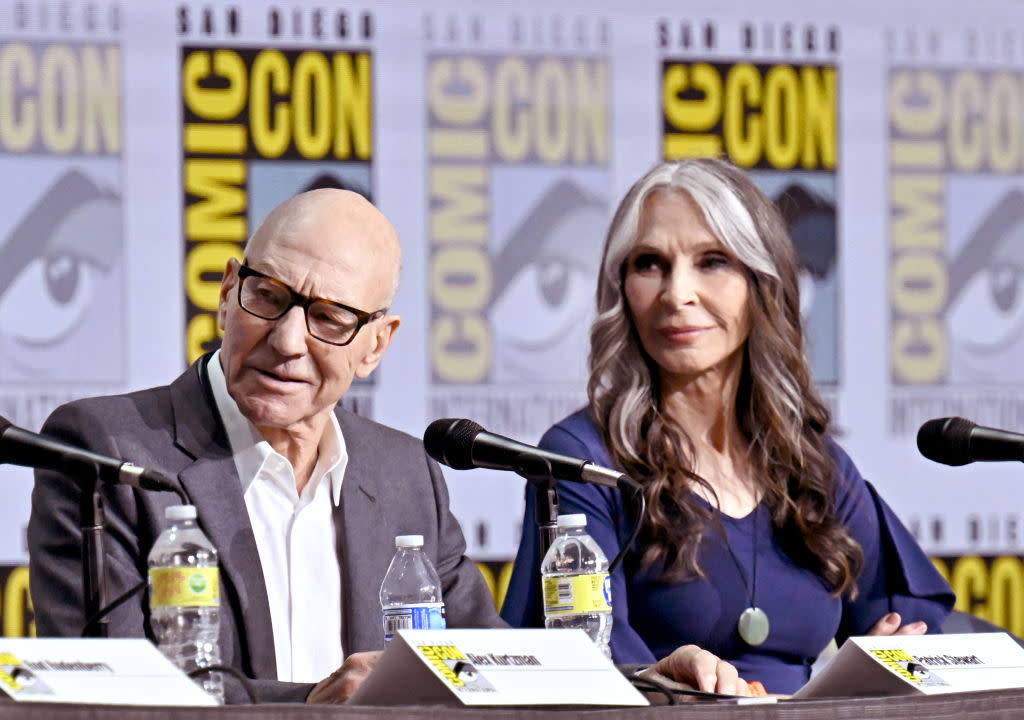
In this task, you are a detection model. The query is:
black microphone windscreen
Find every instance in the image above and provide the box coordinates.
[917,416,977,466]
[423,418,484,470]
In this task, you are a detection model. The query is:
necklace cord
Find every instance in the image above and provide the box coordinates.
[726,508,770,646]
[751,509,759,607]
[722,509,758,608]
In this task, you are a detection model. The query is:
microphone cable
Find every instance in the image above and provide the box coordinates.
[609,480,645,575]
[80,578,147,638]
[80,581,257,705]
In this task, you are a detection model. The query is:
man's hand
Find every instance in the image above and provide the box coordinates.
[652,645,751,696]
[867,612,927,636]
[306,651,382,704]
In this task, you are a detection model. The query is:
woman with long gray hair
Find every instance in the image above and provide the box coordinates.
[502,158,953,695]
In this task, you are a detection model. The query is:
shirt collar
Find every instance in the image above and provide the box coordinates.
[207,350,346,505]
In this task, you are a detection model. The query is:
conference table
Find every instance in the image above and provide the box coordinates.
[1,688,1022,719]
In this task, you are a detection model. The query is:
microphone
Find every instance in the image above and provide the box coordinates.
[0,415,183,494]
[917,417,1024,466]
[423,418,639,490]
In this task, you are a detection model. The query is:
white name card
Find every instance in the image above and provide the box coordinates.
[0,637,218,706]
[349,628,649,707]
[794,632,1024,699]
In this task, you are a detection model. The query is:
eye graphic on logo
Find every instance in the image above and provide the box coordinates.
[1,254,103,345]
[951,262,1024,349]
[452,661,479,683]
[774,184,837,320]
[773,183,838,385]
[2,666,54,696]
[489,179,607,380]
[946,190,1024,378]
[0,170,121,358]
[905,662,931,679]
[491,245,594,351]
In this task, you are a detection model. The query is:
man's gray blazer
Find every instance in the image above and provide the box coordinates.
[27,357,503,703]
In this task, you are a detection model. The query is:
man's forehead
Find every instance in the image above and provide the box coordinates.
[248,190,398,258]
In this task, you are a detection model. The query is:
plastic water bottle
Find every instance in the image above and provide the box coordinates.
[541,513,613,658]
[380,534,446,644]
[148,505,224,703]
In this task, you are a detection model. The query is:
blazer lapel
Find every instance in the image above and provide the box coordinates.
[168,360,277,678]
[335,411,393,653]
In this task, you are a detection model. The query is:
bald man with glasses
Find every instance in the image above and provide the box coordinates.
[28,190,503,704]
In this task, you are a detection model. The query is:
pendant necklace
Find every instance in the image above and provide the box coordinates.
[726,509,770,646]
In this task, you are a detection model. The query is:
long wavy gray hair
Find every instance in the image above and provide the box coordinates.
[588,158,862,594]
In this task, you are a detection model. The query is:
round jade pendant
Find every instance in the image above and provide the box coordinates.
[738,606,770,646]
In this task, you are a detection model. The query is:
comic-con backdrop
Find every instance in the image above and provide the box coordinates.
[1,0,1023,638]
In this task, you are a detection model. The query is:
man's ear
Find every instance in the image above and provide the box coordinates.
[217,257,241,332]
[354,314,401,379]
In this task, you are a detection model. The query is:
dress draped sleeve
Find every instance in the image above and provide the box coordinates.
[831,441,955,643]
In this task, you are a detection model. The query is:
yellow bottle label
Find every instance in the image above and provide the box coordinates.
[149,567,220,607]
[542,573,612,616]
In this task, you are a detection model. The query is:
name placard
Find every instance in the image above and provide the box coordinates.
[0,637,218,706]
[794,632,1024,698]
[349,628,649,707]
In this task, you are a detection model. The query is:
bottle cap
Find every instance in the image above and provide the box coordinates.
[395,534,424,548]
[165,505,198,521]
[556,513,587,528]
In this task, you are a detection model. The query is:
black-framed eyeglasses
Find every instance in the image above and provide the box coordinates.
[236,263,387,346]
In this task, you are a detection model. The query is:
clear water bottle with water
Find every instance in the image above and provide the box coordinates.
[380,534,447,644]
[148,505,224,703]
[541,513,613,658]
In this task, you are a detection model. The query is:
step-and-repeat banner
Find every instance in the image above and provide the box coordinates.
[1,0,1022,638]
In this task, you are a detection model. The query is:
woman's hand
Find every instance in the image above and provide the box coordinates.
[652,644,751,696]
[867,612,927,636]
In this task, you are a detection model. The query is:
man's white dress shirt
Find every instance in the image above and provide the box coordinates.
[208,350,345,683]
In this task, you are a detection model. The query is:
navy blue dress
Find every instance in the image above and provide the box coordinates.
[501,409,955,695]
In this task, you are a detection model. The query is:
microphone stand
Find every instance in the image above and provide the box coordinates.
[515,455,558,627]
[66,458,108,638]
